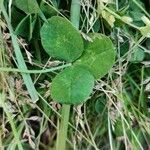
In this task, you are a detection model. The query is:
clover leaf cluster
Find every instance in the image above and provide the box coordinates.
[40,16,116,105]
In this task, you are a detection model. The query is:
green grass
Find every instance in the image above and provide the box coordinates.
[0,0,150,149]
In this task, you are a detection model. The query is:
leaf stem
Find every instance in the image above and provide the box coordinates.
[70,0,81,29]
[56,105,71,150]
[0,63,71,74]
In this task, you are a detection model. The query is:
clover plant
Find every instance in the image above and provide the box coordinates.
[40,16,116,105]
[40,15,116,150]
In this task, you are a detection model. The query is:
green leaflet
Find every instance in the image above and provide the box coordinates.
[140,25,150,37]
[40,16,84,62]
[40,2,57,18]
[75,33,116,79]
[130,47,145,63]
[14,0,40,14]
[51,65,94,104]
[15,15,32,40]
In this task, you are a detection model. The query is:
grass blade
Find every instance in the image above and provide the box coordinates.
[2,4,39,102]
[0,93,23,150]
